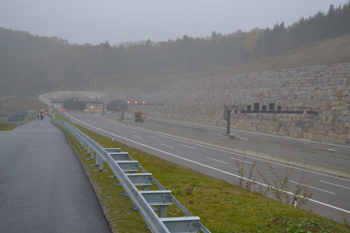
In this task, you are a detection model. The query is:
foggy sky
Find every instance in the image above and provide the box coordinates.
[0,0,348,46]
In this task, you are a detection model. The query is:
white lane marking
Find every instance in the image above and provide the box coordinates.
[152,117,344,150]
[66,112,350,214]
[150,135,159,139]
[207,157,229,164]
[180,144,195,149]
[87,113,350,182]
[240,155,350,182]
[327,148,336,151]
[130,130,136,133]
[161,143,174,149]
[290,181,335,194]
[320,180,350,190]
[115,129,121,132]
[230,157,253,164]
[133,135,142,139]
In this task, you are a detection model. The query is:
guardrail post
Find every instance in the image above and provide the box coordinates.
[93,153,109,172]
[114,173,152,191]
[139,190,172,217]
[84,145,91,156]
[81,141,87,152]
[86,148,95,161]
[52,118,209,233]
[78,135,83,147]
[226,110,231,134]
[90,154,99,167]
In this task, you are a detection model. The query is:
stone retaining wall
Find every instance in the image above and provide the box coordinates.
[142,63,350,145]
[40,63,350,145]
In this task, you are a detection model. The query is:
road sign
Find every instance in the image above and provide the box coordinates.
[303,109,307,114]
[231,109,235,114]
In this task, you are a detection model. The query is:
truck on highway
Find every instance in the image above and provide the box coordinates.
[134,110,146,122]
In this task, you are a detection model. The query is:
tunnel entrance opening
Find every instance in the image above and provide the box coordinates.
[107,100,128,112]
[62,98,87,110]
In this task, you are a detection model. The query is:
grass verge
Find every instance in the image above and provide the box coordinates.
[53,114,350,232]
[0,122,26,131]
[0,95,50,114]
[28,114,37,121]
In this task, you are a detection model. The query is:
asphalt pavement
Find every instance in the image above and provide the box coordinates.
[101,113,350,175]
[0,116,112,233]
[64,111,350,222]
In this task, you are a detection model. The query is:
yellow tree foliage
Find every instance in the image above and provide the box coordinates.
[244,31,259,58]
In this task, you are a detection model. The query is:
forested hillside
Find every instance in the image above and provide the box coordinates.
[1,2,349,96]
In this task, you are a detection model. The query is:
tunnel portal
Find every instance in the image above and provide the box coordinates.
[106,100,128,111]
[62,98,87,110]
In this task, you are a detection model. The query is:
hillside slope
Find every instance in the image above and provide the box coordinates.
[125,34,350,92]
[224,34,350,75]
[0,96,50,113]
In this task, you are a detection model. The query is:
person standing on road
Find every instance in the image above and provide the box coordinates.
[40,114,43,120]
[37,114,39,120]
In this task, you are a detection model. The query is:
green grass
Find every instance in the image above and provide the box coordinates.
[0,95,50,113]
[0,122,26,131]
[10,95,50,112]
[52,115,350,233]
[29,114,37,121]
[54,113,72,124]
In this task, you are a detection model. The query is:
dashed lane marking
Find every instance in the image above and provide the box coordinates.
[207,157,229,164]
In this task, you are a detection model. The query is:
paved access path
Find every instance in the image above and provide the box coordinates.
[0,116,112,233]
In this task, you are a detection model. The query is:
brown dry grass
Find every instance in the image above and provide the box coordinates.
[118,34,350,92]
[225,34,350,74]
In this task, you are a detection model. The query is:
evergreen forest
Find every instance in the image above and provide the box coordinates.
[0,2,350,96]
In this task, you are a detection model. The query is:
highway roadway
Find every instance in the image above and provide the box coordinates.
[62,111,350,222]
[145,116,350,155]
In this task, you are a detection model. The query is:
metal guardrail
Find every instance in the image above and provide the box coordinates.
[52,117,210,233]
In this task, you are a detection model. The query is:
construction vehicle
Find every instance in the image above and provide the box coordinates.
[119,110,134,121]
[134,110,146,122]
[119,110,146,122]
[90,106,103,113]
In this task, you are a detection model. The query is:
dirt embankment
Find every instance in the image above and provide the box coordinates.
[0,123,10,130]
[223,34,350,75]
[122,34,350,92]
